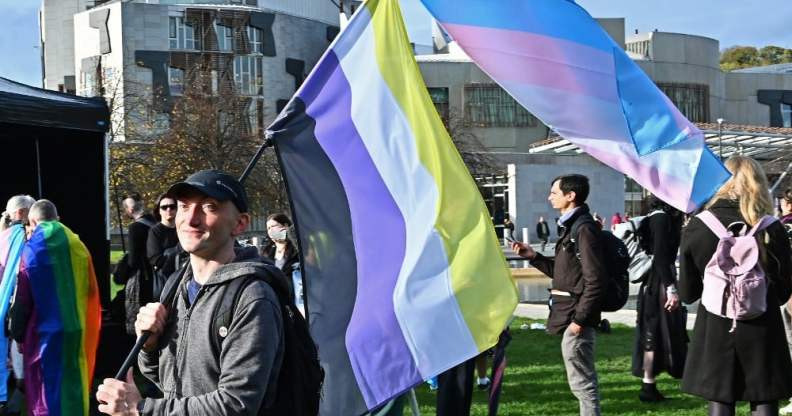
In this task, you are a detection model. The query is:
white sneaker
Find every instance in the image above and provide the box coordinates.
[779,400,792,415]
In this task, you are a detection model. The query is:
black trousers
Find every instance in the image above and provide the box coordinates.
[437,358,476,416]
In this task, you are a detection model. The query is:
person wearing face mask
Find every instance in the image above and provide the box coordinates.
[262,213,304,315]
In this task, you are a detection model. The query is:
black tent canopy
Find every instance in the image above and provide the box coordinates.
[0,77,111,305]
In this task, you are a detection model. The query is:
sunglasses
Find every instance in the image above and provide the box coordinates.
[159,204,177,211]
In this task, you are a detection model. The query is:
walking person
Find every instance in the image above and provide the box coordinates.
[679,156,792,416]
[503,217,515,242]
[536,216,550,252]
[512,174,608,416]
[631,196,687,402]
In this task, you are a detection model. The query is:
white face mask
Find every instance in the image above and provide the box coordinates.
[269,228,288,241]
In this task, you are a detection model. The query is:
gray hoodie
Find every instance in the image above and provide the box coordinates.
[137,248,284,415]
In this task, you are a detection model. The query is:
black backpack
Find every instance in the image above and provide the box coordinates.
[160,263,324,415]
[211,264,323,416]
[570,215,630,312]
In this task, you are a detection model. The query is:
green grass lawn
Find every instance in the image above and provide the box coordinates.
[411,318,738,416]
[109,250,124,299]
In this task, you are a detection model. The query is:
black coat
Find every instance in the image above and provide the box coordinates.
[261,241,300,301]
[146,223,180,277]
[679,199,792,402]
[632,211,688,379]
[536,221,550,240]
[530,204,608,334]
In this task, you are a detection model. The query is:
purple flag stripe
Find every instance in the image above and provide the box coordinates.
[443,23,618,103]
[297,50,422,408]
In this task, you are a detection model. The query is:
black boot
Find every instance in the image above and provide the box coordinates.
[639,382,665,402]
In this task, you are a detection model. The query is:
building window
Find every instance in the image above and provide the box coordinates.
[782,103,792,128]
[464,84,537,127]
[169,16,200,50]
[233,55,263,96]
[169,67,184,95]
[626,40,650,58]
[656,83,709,123]
[79,71,96,97]
[427,87,449,122]
[247,26,263,54]
[215,23,233,51]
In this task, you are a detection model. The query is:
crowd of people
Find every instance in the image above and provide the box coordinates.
[510,155,792,416]
[5,153,792,415]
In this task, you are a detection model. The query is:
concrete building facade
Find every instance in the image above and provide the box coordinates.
[43,0,340,140]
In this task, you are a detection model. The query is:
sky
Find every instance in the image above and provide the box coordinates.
[1,0,791,88]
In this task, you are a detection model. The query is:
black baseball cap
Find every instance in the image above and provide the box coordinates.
[166,170,248,213]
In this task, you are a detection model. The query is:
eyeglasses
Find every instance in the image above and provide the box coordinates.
[159,204,177,211]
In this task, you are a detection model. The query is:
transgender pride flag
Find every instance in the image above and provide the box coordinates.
[267,0,518,413]
[421,0,731,212]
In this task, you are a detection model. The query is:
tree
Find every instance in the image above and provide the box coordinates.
[759,45,787,66]
[785,49,792,64]
[107,64,288,231]
[720,46,760,71]
[443,108,499,176]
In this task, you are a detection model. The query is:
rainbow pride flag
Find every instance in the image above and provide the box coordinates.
[267,0,518,413]
[420,0,731,212]
[0,224,27,401]
[17,221,101,416]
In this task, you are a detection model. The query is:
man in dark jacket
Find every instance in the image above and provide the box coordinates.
[116,193,156,335]
[512,174,607,416]
[97,170,284,415]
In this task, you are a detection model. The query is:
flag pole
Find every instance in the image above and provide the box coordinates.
[408,388,421,415]
[114,134,275,380]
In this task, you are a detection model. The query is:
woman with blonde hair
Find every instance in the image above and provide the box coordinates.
[679,156,792,416]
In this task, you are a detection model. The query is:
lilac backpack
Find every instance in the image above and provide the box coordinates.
[697,211,777,332]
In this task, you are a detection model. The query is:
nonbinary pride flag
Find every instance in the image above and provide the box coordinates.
[420,0,730,212]
[267,0,518,413]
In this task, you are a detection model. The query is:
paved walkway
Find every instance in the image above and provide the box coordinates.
[514,303,697,330]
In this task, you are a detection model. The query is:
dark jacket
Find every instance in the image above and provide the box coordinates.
[126,214,156,278]
[679,199,792,402]
[530,204,608,334]
[632,211,688,379]
[115,215,156,334]
[138,247,284,415]
[536,221,550,240]
[147,223,180,279]
[261,241,300,301]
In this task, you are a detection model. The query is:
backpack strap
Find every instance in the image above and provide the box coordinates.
[209,263,291,358]
[696,211,729,238]
[569,214,598,260]
[209,274,256,358]
[746,215,778,237]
